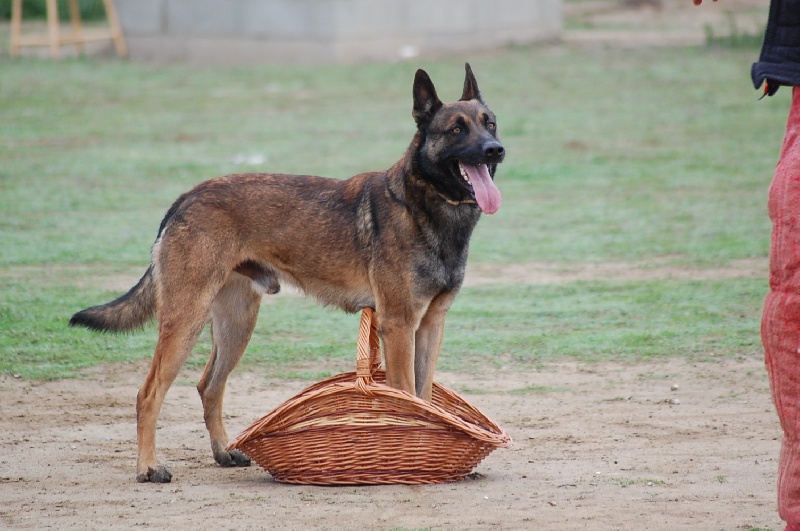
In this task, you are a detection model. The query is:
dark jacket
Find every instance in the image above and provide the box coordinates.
[752,0,800,95]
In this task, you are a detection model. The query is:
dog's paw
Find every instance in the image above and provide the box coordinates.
[136,465,173,483]
[214,448,252,468]
[230,449,252,467]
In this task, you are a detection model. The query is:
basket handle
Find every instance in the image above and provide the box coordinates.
[355,308,381,394]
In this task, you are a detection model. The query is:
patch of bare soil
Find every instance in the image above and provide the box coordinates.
[0,354,782,529]
[8,256,769,292]
[465,257,767,286]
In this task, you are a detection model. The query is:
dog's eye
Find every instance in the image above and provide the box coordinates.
[451,126,462,134]
[487,122,496,131]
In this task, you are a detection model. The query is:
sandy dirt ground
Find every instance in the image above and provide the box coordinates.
[0,352,783,530]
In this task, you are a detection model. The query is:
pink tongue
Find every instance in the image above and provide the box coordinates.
[462,163,502,215]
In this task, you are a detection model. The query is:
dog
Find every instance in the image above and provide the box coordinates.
[69,63,505,483]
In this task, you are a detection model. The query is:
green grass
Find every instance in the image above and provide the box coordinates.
[438,278,765,373]
[0,36,782,380]
[0,270,765,379]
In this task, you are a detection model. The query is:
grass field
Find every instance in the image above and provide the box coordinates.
[0,31,785,380]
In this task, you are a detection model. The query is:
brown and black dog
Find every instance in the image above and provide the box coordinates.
[70,63,505,483]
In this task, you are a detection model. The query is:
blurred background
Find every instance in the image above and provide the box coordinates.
[0,0,765,62]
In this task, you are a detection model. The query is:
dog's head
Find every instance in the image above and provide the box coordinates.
[412,63,505,215]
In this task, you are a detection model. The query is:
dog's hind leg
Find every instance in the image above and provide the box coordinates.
[414,291,457,401]
[136,308,209,483]
[136,238,235,483]
[197,273,262,468]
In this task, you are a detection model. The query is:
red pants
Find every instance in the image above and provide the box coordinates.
[762,86,800,529]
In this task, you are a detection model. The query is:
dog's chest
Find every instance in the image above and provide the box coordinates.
[424,209,479,291]
[416,257,466,295]
[413,229,471,295]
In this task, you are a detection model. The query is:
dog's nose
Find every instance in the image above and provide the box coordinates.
[483,141,505,162]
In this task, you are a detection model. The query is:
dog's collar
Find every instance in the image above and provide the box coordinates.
[437,192,476,206]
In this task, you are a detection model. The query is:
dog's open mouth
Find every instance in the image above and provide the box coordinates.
[456,161,502,215]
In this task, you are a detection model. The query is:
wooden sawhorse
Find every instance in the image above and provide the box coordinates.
[10,0,127,58]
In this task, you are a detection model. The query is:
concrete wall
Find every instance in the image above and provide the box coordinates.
[115,0,562,65]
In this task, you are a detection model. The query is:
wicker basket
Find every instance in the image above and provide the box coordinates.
[227,308,511,485]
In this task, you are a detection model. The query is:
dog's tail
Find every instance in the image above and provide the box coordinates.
[69,266,156,333]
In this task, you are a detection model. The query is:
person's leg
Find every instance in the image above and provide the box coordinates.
[762,86,800,530]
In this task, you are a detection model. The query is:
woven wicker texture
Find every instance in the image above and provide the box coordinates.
[227,308,511,485]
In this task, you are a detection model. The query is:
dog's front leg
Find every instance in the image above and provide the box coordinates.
[414,291,457,401]
[377,310,420,396]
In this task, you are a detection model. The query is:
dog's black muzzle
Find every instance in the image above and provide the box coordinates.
[482,140,505,164]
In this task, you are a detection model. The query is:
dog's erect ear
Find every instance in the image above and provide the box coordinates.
[413,69,443,126]
[460,63,483,103]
